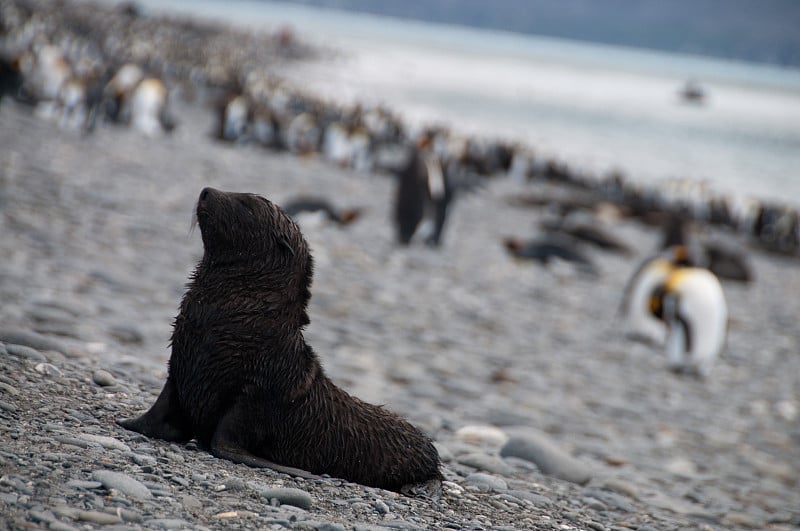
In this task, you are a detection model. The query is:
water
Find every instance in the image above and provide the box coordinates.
[113,0,800,204]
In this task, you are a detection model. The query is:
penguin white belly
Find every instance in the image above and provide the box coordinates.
[673,269,727,377]
[223,96,248,141]
[322,123,350,165]
[130,79,167,137]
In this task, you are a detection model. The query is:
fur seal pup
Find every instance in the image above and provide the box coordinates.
[649,267,728,377]
[118,188,441,492]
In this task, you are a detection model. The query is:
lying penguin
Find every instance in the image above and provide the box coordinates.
[649,267,728,378]
[282,196,362,226]
[503,233,598,275]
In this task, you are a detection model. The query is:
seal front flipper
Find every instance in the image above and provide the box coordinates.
[117,378,191,442]
[209,408,322,481]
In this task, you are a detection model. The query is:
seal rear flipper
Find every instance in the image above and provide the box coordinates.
[117,378,192,442]
[209,403,321,480]
[211,443,321,480]
[209,417,321,481]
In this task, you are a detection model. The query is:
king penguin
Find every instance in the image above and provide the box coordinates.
[649,267,728,378]
[619,245,692,344]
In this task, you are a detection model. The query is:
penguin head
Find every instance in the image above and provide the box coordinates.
[670,245,692,267]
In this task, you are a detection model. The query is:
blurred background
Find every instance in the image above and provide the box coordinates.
[109,0,800,203]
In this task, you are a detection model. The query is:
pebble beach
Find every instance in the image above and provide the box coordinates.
[2,2,800,530]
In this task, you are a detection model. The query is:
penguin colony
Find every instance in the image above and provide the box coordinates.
[0,0,795,379]
[2,0,798,255]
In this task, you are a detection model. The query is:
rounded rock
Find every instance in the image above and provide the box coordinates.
[456,453,514,476]
[257,487,313,510]
[92,370,117,387]
[35,362,63,378]
[92,470,153,500]
[5,344,47,362]
[464,472,508,492]
[79,434,131,452]
[455,425,509,447]
[500,430,592,485]
[77,510,122,525]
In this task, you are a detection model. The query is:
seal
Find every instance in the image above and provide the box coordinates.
[118,188,442,492]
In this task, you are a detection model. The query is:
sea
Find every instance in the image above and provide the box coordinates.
[108,0,800,205]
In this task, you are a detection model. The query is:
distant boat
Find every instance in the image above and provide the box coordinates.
[679,80,707,104]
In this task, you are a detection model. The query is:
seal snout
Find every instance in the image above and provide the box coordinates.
[199,187,218,203]
[196,187,222,219]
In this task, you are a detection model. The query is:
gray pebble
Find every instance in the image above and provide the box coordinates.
[180,493,203,510]
[28,306,76,325]
[0,343,6,357]
[164,450,186,463]
[5,343,47,362]
[256,487,313,510]
[0,400,18,413]
[49,521,80,531]
[145,518,191,529]
[29,510,56,524]
[505,489,553,507]
[34,362,63,378]
[0,330,68,355]
[583,496,608,511]
[169,475,190,487]
[602,478,640,499]
[464,472,507,492]
[349,502,373,512]
[92,470,153,500]
[223,477,247,491]
[92,370,117,387]
[373,500,390,514]
[500,430,592,485]
[382,521,426,530]
[109,325,144,344]
[77,510,122,525]
[4,476,33,495]
[79,434,131,452]
[585,488,636,512]
[0,493,18,504]
[312,524,347,531]
[118,508,144,523]
[52,506,80,519]
[456,452,514,476]
[66,480,103,490]
[0,382,20,396]
[54,435,90,449]
[131,453,157,466]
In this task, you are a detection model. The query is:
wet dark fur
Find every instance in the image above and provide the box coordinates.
[119,188,442,491]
